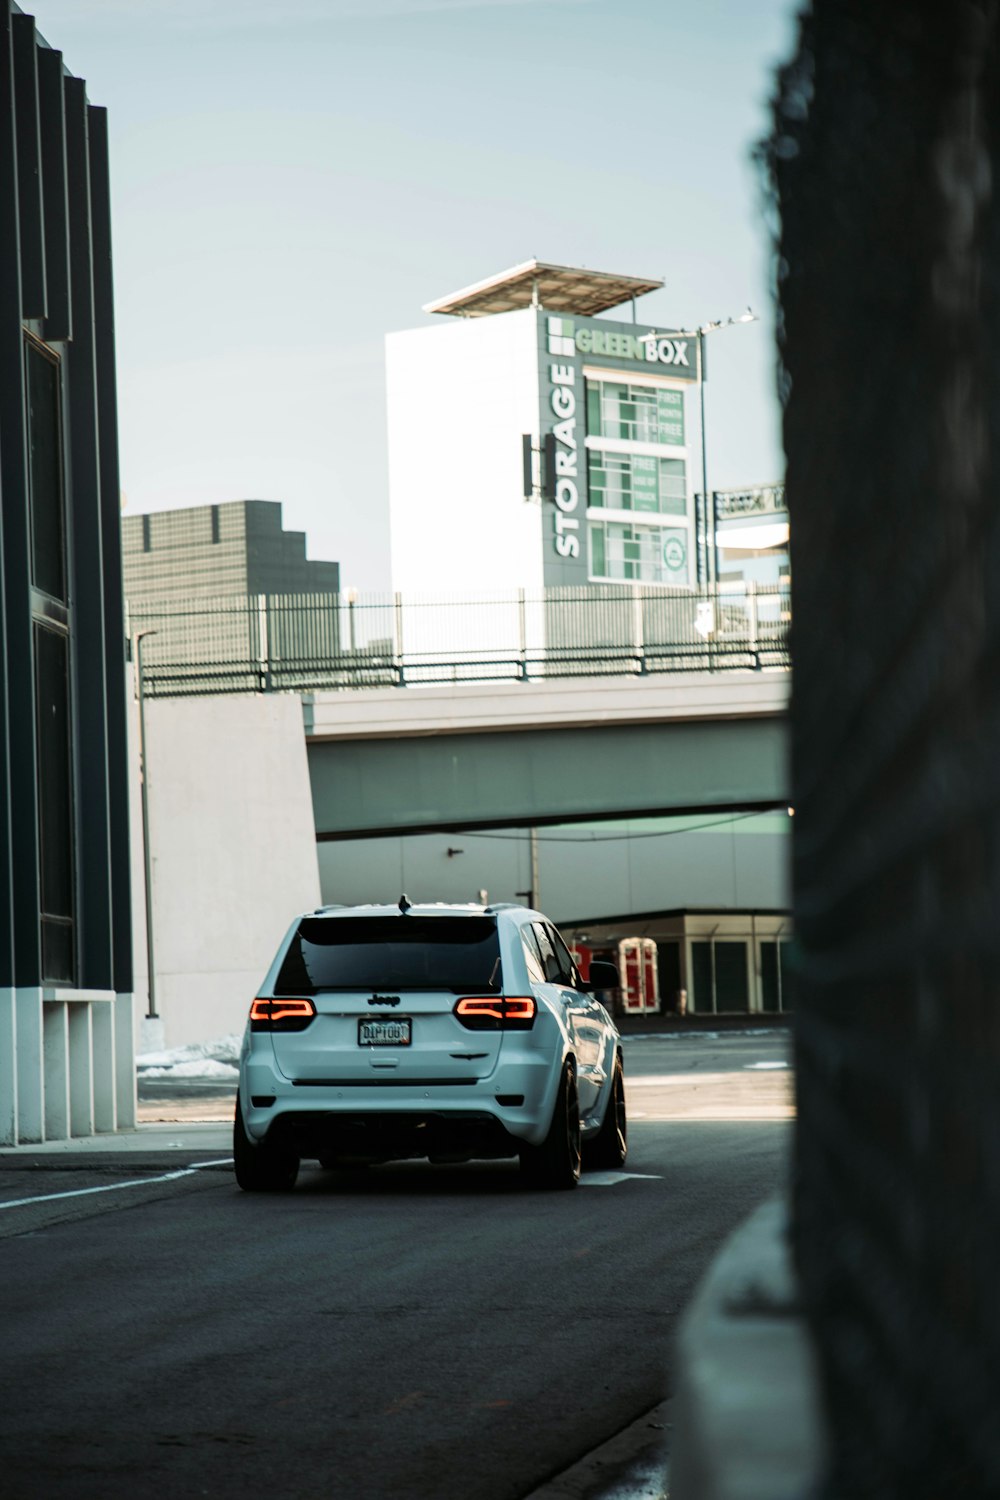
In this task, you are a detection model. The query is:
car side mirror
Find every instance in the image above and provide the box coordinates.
[585,960,619,991]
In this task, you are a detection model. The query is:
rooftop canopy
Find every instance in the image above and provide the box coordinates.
[423,259,664,318]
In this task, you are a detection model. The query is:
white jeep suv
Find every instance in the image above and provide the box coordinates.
[235,899,626,1192]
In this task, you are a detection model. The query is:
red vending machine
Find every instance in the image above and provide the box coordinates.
[617,937,660,1015]
[568,942,593,983]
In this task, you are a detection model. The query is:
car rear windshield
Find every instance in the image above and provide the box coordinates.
[274,916,502,995]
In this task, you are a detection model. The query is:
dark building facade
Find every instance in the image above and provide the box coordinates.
[0,3,134,1144]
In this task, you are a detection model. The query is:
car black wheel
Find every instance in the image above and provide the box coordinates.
[520,1062,581,1190]
[233,1094,299,1192]
[583,1054,627,1171]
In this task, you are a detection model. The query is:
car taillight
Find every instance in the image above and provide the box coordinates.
[250,997,316,1032]
[453,996,536,1031]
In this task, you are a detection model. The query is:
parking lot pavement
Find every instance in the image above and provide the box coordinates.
[0,1032,791,1500]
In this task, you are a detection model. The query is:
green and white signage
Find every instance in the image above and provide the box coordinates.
[540,309,695,586]
[631,456,660,512]
[663,533,687,572]
[547,313,699,379]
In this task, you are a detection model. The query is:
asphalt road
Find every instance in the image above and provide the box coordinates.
[0,1032,792,1500]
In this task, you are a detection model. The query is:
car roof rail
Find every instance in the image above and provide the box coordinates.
[483,902,522,913]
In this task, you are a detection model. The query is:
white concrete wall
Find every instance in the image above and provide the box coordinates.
[386,310,543,597]
[142,693,321,1048]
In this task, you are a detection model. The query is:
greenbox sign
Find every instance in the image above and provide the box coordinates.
[547,315,697,377]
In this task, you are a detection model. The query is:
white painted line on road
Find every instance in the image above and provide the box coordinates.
[581,1170,662,1186]
[630,1110,795,1122]
[622,1029,784,1042]
[744,1061,789,1070]
[0,1158,233,1211]
[628,1072,743,1087]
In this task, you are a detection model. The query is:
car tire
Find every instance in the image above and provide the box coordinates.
[520,1062,581,1190]
[583,1053,627,1171]
[233,1094,299,1192]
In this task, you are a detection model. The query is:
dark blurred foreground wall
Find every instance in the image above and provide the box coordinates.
[770,2,1000,1494]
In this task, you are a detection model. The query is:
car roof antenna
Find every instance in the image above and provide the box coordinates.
[399,893,412,914]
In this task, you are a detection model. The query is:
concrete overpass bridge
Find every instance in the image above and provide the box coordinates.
[137,664,790,1047]
[303,670,790,840]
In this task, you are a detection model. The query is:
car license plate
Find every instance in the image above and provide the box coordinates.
[358,1017,411,1047]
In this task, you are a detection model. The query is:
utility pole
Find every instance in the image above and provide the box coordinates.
[133,629,158,1020]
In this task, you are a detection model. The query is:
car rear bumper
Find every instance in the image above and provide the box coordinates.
[241,1043,560,1157]
[258,1108,524,1163]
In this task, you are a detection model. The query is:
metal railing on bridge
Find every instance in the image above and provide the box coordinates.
[126,583,791,698]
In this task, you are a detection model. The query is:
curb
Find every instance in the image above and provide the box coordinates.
[521,1400,672,1500]
[669,1197,825,1500]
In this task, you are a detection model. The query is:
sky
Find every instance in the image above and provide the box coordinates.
[28,0,801,591]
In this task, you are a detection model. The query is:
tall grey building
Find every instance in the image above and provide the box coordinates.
[1,3,134,1144]
[122,499,340,604]
[123,501,344,696]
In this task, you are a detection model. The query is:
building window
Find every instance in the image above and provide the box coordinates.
[34,624,75,984]
[25,336,76,983]
[588,451,686,516]
[761,941,793,1012]
[142,514,152,552]
[691,940,750,1013]
[590,523,606,578]
[586,379,685,446]
[25,338,66,602]
[211,505,220,543]
[588,522,689,585]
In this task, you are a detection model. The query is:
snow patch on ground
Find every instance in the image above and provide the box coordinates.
[136,1034,241,1079]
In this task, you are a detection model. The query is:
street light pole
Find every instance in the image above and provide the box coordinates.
[344,586,358,653]
[133,628,158,1021]
[640,310,758,588]
[698,327,710,585]
[693,312,758,587]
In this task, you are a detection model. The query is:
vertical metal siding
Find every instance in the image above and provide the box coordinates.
[11,13,45,319]
[36,44,70,343]
[0,1,17,986]
[0,0,41,987]
[88,102,131,995]
[64,73,113,990]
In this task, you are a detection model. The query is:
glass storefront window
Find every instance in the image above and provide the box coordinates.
[690,940,750,1013]
[761,941,793,1012]
[586,379,685,446]
[588,451,687,516]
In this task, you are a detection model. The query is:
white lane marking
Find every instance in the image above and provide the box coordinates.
[630,1111,795,1122]
[627,1072,745,1087]
[743,1061,789,1070]
[0,1158,234,1211]
[581,1170,662,1186]
[622,1029,784,1042]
